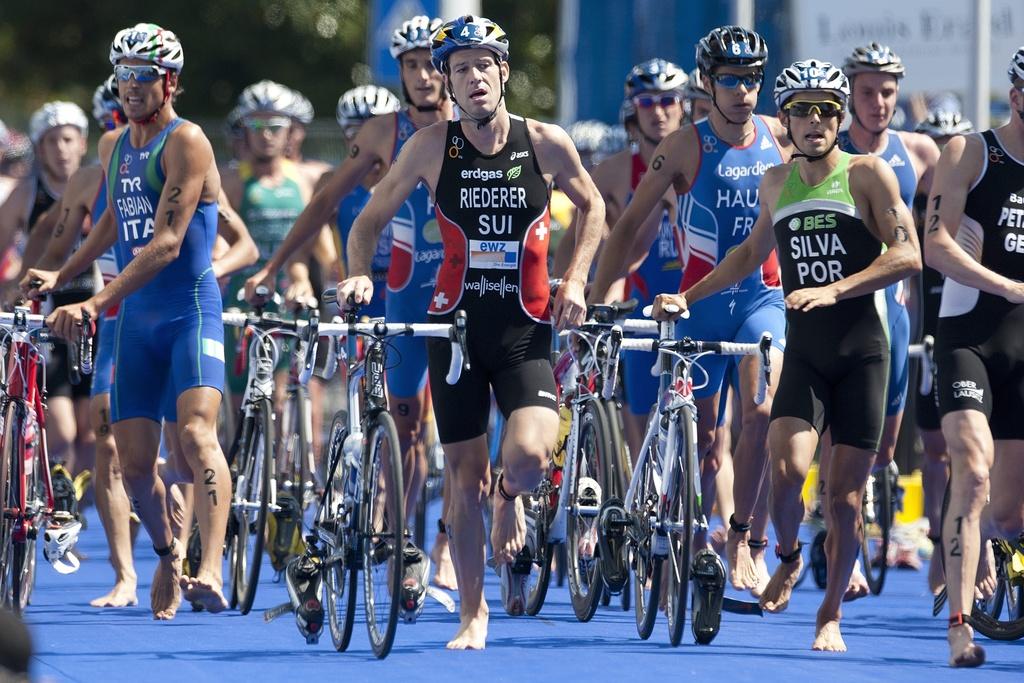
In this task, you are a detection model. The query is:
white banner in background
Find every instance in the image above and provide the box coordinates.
[791,0,1024,100]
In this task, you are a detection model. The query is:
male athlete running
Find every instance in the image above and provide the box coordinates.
[41,23,232,619]
[246,15,453,609]
[925,47,1024,668]
[655,59,920,652]
[338,15,603,649]
[591,26,789,594]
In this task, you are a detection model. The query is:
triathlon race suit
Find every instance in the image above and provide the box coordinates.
[935,130,1024,438]
[770,152,889,450]
[426,115,557,443]
[336,184,390,319]
[224,159,306,394]
[623,148,682,415]
[91,181,119,399]
[676,115,786,399]
[386,110,444,398]
[838,130,915,417]
[107,118,223,423]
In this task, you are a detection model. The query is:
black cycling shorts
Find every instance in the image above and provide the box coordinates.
[936,345,1024,439]
[914,380,941,431]
[770,347,889,451]
[427,320,557,444]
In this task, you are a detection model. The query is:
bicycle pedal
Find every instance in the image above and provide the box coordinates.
[597,498,629,594]
[426,586,456,613]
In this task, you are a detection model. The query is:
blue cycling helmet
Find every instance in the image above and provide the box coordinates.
[430,15,509,74]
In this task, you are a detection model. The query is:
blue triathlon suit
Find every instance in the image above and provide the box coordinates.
[623,148,682,415]
[384,110,444,397]
[107,118,224,423]
[337,184,390,319]
[90,182,117,399]
[838,130,915,417]
[675,116,786,401]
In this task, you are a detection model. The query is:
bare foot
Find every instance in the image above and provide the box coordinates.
[974,540,996,601]
[90,580,139,608]
[812,618,847,652]
[180,571,228,614]
[948,623,985,667]
[760,554,803,613]
[446,605,489,650]
[843,561,869,602]
[490,491,525,566]
[928,554,945,596]
[725,526,760,590]
[151,540,182,620]
[749,548,771,599]
[431,532,458,590]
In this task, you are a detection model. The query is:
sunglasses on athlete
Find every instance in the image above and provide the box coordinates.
[783,100,844,118]
[243,116,292,133]
[632,94,681,109]
[113,64,167,83]
[710,72,763,89]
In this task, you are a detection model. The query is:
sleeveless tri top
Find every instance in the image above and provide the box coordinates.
[627,148,681,304]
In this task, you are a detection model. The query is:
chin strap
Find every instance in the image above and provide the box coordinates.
[449,77,505,130]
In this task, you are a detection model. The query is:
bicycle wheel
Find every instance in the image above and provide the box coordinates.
[11,403,40,613]
[566,399,611,622]
[321,412,357,652]
[971,537,1024,641]
[524,487,553,616]
[362,410,404,659]
[0,400,15,609]
[603,399,632,612]
[294,391,315,509]
[632,423,663,640]
[861,467,892,595]
[231,399,272,614]
[666,406,697,646]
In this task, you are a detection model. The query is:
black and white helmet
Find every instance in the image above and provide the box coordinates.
[624,59,688,99]
[696,25,768,77]
[1009,46,1024,83]
[336,85,401,128]
[915,110,974,138]
[92,75,125,126]
[774,59,850,109]
[28,101,88,145]
[109,23,184,71]
[843,42,905,79]
[237,80,297,119]
[390,16,443,59]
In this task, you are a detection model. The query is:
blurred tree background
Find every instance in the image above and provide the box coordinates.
[0,1,557,162]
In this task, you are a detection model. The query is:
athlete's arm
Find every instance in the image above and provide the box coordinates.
[653,167,782,321]
[22,206,116,299]
[30,167,100,271]
[87,124,217,317]
[533,121,605,329]
[591,127,691,302]
[923,134,1024,302]
[339,124,445,306]
[0,180,30,266]
[787,157,921,312]
[211,189,258,279]
[244,114,392,300]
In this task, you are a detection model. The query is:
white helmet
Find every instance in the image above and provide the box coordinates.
[237,80,297,119]
[0,119,8,151]
[28,101,88,145]
[1009,46,1024,83]
[92,75,125,126]
[390,16,443,59]
[336,85,401,129]
[284,90,315,125]
[774,59,850,109]
[843,42,904,79]
[915,110,974,138]
[109,23,184,71]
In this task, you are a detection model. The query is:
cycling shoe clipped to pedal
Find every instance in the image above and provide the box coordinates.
[597,497,629,594]
[50,465,79,518]
[690,549,725,645]
[497,546,533,617]
[283,554,324,644]
[811,529,828,589]
[400,542,431,624]
[43,518,82,574]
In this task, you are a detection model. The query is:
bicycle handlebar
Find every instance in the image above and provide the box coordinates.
[908,335,934,396]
